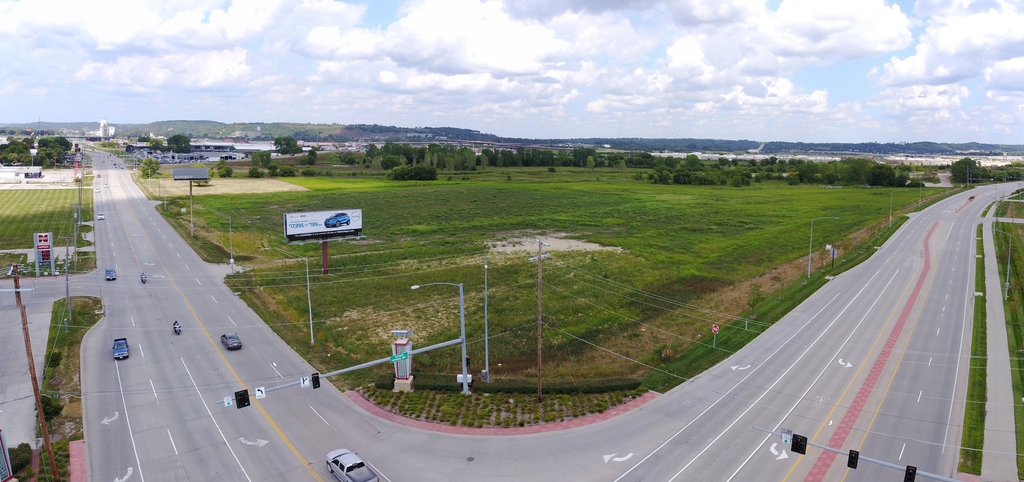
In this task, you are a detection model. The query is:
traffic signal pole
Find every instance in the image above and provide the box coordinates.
[753,427,957,482]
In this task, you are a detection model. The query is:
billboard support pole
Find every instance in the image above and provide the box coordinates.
[322,241,329,275]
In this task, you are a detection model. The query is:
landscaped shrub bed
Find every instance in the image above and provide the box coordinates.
[363,378,645,428]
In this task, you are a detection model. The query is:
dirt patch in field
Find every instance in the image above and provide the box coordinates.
[489,232,622,253]
[146,178,308,196]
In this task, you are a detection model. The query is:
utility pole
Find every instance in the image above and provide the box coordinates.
[529,240,550,401]
[12,265,61,481]
[60,236,72,331]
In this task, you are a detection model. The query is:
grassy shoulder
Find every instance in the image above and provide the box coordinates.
[993,220,1024,480]
[958,224,987,474]
[17,296,104,481]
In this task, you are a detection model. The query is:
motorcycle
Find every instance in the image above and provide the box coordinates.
[141,275,147,284]
[173,325,181,335]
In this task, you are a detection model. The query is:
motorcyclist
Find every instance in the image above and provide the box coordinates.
[172,321,181,333]
[141,273,147,283]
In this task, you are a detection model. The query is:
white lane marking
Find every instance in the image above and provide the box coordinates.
[310,405,330,425]
[138,344,144,359]
[270,362,284,379]
[937,328,940,335]
[180,358,252,481]
[917,390,922,402]
[114,467,133,482]
[211,295,218,304]
[101,412,119,425]
[719,269,898,482]
[730,365,750,371]
[114,360,146,482]
[238,437,269,447]
[185,264,190,270]
[176,252,180,257]
[167,429,178,455]
[899,442,906,460]
[928,357,933,366]
[131,316,136,327]
[228,316,237,326]
[196,278,202,285]
[151,380,158,402]
[944,255,972,454]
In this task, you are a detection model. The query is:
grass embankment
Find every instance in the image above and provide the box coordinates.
[10,296,102,481]
[959,224,987,474]
[993,219,1024,480]
[150,172,954,395]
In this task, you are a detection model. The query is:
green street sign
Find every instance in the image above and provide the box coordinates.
[389,352,409,363]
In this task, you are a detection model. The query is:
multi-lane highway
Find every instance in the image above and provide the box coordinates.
[78,152,1010,482]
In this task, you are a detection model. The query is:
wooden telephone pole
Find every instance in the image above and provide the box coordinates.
[13,265,61,480]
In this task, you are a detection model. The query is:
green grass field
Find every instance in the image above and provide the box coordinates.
[151,171,948,391]
[0,189,89,250]
[993,220,1024,479]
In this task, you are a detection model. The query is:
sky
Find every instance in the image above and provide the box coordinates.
[2,0,1023,143]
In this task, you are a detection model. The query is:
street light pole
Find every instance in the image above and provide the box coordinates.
[209,208,234,273]
[995,227,1014,301]
[889,190,896,228]
[411,282,469,394]
[808,217,839,278]
[265,247,314,344]
[483,256,490,382]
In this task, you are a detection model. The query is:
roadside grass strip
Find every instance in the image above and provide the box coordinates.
[958,224,986,474]
[996,221,1024,480]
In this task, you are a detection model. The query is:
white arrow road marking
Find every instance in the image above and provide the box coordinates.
[101,412,119,425]
[730,365,751,371]
[113,466,133,482]
[603,453,634,463]
[837,358,852,368]
[238,437,269,448]
[769,443,789,460]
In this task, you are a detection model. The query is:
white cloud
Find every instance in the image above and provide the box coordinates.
[875,83,969,115]
[75,48,252,90]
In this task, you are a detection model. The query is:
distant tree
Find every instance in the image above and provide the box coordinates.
[951,157,977,183]
[279,165,296,177]
[38,136,72,152]
[380,155,402,171]
[167,134,191,153]
[867,164,896,186]
[149,139,165,151]
[247,166,264,178]
[34,147,59,166]
[273,137,303,155]
[251,151,272,168]
[217,166,233,178]
[267,164,280,176]
[302,148,317,166]
[141,158,161,178]
[365,143,380,159]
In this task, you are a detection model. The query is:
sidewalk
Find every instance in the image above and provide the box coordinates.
[980,215,1019,481]
[68,440,86,482]
[345,390,658,436]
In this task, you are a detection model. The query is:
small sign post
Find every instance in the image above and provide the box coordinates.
[712,324,719,348]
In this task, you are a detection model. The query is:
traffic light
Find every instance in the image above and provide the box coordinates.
[791,434,807,455]
[311,372,320,389]
[847,449,859,469]
[904,465,916,482]
[234,389,250,408]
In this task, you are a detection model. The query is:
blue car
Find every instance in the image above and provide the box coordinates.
[324,212,350,228]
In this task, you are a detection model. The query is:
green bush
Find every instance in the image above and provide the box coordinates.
[9,442,31,473]
[41,395,63,421]
[374,373,640,394]
[247,166,263,178]
[47,351,62,369]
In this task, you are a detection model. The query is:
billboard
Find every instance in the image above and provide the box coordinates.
[284,209,362,241]
[35,232,54,275]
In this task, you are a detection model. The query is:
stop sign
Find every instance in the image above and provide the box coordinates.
[712,325,719,334]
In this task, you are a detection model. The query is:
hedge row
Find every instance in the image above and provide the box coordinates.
[374,373,641,394]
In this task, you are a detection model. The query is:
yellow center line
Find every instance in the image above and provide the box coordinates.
[123,179,324,482]
[781,261,920,481]
[839,241,938,481]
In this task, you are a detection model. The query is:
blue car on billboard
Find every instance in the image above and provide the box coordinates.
[324,212,351,228]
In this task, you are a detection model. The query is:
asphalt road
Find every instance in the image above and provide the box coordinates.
[77,152,1008,482]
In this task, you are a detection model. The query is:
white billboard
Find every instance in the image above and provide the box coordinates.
[284,209,362,241]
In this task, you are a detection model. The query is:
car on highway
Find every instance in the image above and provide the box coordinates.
[324,212,351,228]
[105,269,116,280]
[220,333,242,350]
[97,212,105,220]
[94,188,101,193]
[103,183,108,188]
[326,449,378,482]
[112,338,129,359]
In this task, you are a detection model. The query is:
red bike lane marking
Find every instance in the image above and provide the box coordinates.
[803,222,937,482]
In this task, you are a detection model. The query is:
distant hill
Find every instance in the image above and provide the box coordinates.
[2,120,1023,155]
